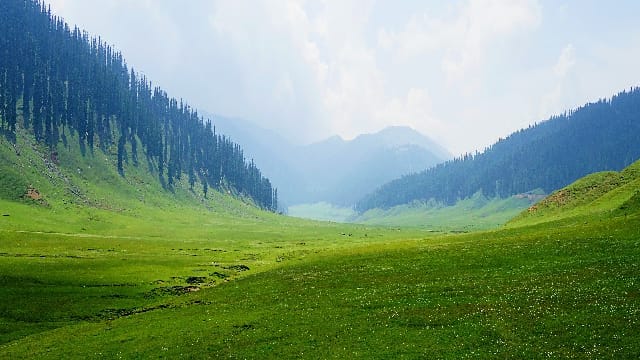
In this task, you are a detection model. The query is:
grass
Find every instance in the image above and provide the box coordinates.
[1,128,640,358]
[509,160,640,227]
[353,192,536,231]
[287,192,539,231]
[288,201,357,223]
[2,213,639,358]
[0,197,432,348]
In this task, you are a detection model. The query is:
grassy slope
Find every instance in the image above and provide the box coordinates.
[509,159,640,227]
[353,193,535,231]
[1,129,640,358]
[2,213,639,358]
[288,201,357,223]
[0,128,429,347]
[288,193,537,231]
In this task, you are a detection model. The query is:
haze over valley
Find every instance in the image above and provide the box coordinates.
[208,114,450,208]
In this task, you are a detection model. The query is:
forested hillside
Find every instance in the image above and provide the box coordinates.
[356,87,640,212]
[0,0,276,210]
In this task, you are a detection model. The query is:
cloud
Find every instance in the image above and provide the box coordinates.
[377,88,446,138]
[45,0,542,150]
[444,0,541,88]
[553,44,576,78]
[44,0,640,155]
[206,1,329,142]
[378,0,541,92]
[204,0,544,149]
[539,44,579,119]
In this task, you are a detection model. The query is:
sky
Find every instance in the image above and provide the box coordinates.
[45,0,640,155]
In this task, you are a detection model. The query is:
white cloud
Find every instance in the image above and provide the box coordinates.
[47,0,543,149]
[378,0,541,92]
[44,0,640,155]
[553,44,576,78]
[377,87,445,137]
[539,44,578,119]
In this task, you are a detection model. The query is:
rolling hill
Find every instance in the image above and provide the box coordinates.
[508,159,640,227]
[2,147,639,357]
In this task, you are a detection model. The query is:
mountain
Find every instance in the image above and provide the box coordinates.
[197,113,301,203]
[0,0,276,210]
[293,127,450,206]
[198,118,451,207]
[356,87,640,213]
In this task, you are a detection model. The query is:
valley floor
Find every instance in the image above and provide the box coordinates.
[1,197,639,358]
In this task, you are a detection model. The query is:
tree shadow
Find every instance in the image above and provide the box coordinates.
[78,138,86,157]
[1,128,17,144]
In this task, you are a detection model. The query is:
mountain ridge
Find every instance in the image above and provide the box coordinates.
[356,87,640,213]
[200,116,451,207]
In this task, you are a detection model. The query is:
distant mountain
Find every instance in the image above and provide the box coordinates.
[294,127,450,206]
[199,116,451,207]
[347,126,450,160]
[356,87,640,213]
[199,113,299,197]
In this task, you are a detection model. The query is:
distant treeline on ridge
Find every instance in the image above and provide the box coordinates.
[356,87,640,213]
[0,0,277,210]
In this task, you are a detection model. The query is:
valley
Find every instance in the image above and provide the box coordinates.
[1,122,639,357]
[2,1,640,358]
[2,174,639,358]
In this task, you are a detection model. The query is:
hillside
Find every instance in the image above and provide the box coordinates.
[198,114,302,209]
[0,0,276,210]
[0,122,271,226]
[508,159,640,227]
[352,192,538,231]
[356,88,640,213]
[2,169,639,357]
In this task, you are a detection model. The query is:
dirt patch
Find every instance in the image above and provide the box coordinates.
[232,324,255,334]
[547,189,570,206]
[26,185,41,200]
[210,271,229,279]
[94,303,174,321]
[185,276,207,284]
[224,264,250,272]
[145,285,201,298]
[24,185,49,206]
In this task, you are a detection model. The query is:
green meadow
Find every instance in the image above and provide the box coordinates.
[1,131,640,358]
[2,202,639,358]
[288,192,537,231]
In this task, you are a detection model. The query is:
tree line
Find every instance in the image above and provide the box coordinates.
[0,0,277,210]
[356,87,640,212]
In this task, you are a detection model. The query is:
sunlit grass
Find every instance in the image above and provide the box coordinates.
[2,214,639,358]
[2,127,640,358]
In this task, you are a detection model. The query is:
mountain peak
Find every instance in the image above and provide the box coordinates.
[353,126,452,160]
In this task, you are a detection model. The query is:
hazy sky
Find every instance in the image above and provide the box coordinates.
[46,0,640,155]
